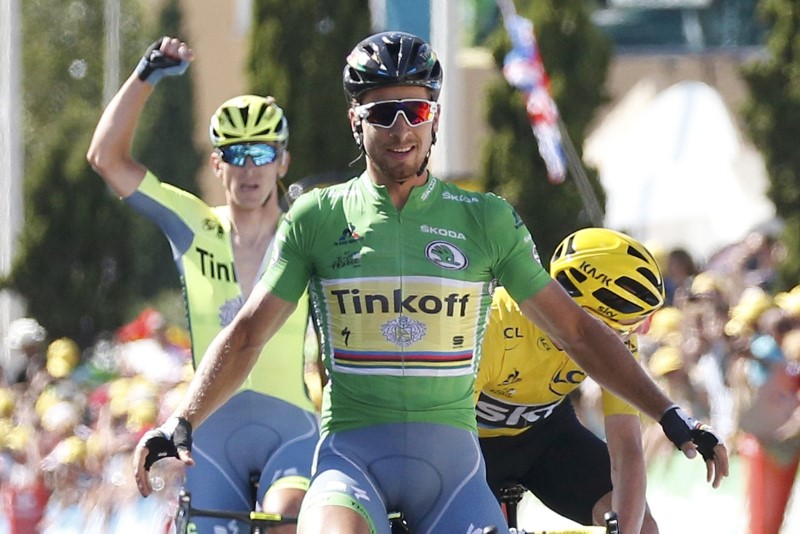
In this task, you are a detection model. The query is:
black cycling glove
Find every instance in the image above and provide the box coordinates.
[135,37,189,85]
[139,416,193,470]
[659,405,720,461]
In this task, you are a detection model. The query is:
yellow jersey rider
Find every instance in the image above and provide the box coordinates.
[477,228,668,533]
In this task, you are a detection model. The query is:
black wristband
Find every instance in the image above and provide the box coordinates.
[173,416,193,453]
[659,405,720,461]
[659,405,692,450]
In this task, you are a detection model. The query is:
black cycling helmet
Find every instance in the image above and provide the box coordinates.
[343,31,443,103]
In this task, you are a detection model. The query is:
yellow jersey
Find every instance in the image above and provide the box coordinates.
[475,287,638,438]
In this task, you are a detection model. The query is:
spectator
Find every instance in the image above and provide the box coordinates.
[3,318,47,388]
[664,248,697,308]
[739,327,800,534]
[45,338,81,382]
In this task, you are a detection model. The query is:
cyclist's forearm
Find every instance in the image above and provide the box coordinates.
[607,416,648,533]
[86,72,151,197]
[568,327,671,420]
[173,322,261,427]
[538,317,672,419]
[173,288,298,428]
[610,463,647,533]
[519,284,674,420]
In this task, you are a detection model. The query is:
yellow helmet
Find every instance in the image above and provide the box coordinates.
[550,228,665,333]
[208,95,288,147]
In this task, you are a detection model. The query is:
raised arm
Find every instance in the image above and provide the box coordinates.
[86,36,193,197]
[132,284,297,496]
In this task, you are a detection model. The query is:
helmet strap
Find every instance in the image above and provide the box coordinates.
[352,121,363,148]
[415,132,436,177]
[348,148,366,169]
[348,120,366,167]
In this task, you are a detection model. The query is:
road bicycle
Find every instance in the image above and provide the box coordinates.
[173,479,616,534]
[174,485,618,534]
[497,483,621,534]
[173,487,413,534]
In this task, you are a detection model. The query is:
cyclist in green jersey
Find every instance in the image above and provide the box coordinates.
[87,37,318,534]
[132,32,728,534]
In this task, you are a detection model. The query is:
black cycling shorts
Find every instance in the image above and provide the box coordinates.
[479,397,612,525]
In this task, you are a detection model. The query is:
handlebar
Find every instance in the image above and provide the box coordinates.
[175,490,296,534]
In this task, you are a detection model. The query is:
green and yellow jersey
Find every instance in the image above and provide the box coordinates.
[125,171,314,412]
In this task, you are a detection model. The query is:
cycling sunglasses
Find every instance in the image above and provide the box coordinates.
[354,99,439,129]
[218,143,279,167]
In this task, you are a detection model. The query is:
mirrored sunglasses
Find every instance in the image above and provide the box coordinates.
[219,143,279,167]
[354,99,439,128]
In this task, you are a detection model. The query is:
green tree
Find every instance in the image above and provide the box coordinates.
[2,0,199,345]
[479,0,611,267]
[249,0,371,186]
[3,0,146,345]
[740,0,800,289]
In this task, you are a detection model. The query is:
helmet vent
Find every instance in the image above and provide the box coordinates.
[221,108,235,127]
[253,104,268,126]
[568,266,586,283]
[616,276,660,307]
[239,106,250,126]
[565,235,577,256]
[637,266,660,289]
[347,67,362,83]
[626,245,649,262]
[593,287,643,314]
[555,271,582,297]
[385,40,402,74]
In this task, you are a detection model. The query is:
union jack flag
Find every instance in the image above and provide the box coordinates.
[499,3,567,184]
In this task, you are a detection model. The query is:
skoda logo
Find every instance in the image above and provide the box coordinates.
[425,241,468,270]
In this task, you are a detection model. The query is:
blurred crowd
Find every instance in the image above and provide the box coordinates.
[0,308,192,533]
[640,226,796,460]
[2,224,800,533]
[576,224,800,533]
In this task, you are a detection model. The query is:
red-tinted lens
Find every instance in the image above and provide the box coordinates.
[364,100,435,127]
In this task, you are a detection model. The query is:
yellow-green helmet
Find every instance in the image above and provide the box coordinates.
[550,228,665,333]
[208,95,288,147]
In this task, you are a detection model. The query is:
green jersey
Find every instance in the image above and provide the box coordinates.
[126,171,314,412]
[263,173,551,434]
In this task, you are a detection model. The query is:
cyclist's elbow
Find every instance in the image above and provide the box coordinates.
[86,143,118,177]
[86,135,107,169]
[86,148,145,197]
